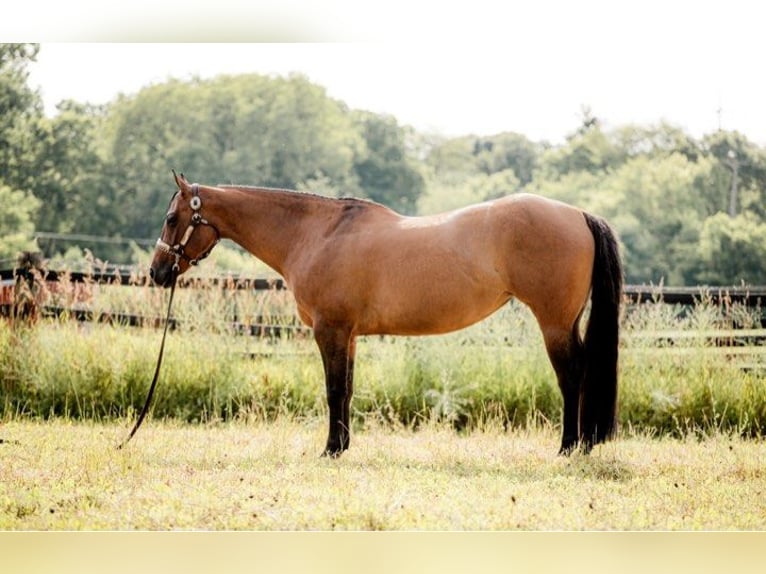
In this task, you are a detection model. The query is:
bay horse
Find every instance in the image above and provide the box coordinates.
[150,172,623,457]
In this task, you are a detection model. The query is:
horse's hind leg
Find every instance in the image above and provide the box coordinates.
[314,322,356,457]
[542,326,585,455]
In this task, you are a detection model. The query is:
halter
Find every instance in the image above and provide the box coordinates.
[155,183,220,271]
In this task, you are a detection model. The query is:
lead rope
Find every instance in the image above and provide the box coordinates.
[117,276,177,449]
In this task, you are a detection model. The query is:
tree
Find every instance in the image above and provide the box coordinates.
[0,44,43,261]
[472,132,541,185]
[102,74,364,240]
[696,213,766,285]
[592,154,715,285]
[701,130,766,218]
[426,131,540,183]
[0,44,42,191]
[613,122,701,163]
[0,185,39,261]
[352,111,425,214]
[422,131,539,214]
[32,101,113,233]
[538,121,622,178]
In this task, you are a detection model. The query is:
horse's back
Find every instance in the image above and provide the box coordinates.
[291,193,595,336]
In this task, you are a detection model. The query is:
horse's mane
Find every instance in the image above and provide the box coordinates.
[216,184,386,210]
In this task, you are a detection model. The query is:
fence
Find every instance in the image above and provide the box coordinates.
[3,265,766,336]
[0,265,296,337]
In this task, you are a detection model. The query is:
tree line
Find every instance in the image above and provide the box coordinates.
[2,44,765,286]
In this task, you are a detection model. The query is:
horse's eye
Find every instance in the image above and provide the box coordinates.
[166,212,178,227]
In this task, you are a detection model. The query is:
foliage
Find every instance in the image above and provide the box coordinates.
[0,43,41,190]
[31,101,113,235]
[0,184,39,260]
[351,111,425,214]
[696,213,766,284]
[702,130,766,217]
[4,45,766,285]
[101,74,366,240]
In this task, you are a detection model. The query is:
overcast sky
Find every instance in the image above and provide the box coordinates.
[22,1,766,145]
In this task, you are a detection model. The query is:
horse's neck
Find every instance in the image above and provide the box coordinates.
[210,187,325,276]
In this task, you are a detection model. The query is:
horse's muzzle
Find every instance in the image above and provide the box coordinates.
[149,265,175,288]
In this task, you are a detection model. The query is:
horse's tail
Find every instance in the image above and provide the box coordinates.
[580,212,623,447]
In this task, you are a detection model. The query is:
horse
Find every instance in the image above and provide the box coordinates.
[150,172,623,457]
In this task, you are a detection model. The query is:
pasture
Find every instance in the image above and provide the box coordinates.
[1,419,765,530]
[2,270,766,530]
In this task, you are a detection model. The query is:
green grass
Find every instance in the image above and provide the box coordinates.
[0,279,766,438]
[1,419,765,530]
[2,293,765,436]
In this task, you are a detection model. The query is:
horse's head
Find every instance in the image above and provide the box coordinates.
[149,171,220,287]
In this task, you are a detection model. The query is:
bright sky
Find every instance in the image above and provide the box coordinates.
[22,1,766,145]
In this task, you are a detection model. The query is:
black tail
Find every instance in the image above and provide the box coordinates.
[580,213,623,447]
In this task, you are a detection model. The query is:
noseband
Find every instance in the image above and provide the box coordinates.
[156,183,220,271]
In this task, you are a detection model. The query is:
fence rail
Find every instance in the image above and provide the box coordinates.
[622,284,766,306]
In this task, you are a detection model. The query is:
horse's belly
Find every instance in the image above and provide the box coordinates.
[360,289,511,336]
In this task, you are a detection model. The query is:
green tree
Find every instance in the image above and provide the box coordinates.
[426,131,540,183]
[532,151,715,285]
[352,111,425,214]
[613,122,701,163]
[103,74,364,239]
[422,131,539,213]
[0,43,41,191]
[696,213,766,284]
[0,184,39,261]
[425,134,477,181]
[594,154,715,285]
[526,169,607,213]
[537,109,624,179]
[472,132,540,185]
[32,101,112,233]
[701,130,766,218]
[0,44,43,261]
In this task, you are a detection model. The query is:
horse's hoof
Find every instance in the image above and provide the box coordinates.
[558,438,578,456]
[558,441,592,456]
[558,445,575,457]
[321,448,344,459]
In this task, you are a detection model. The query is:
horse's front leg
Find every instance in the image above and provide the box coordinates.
[314,322,356,457]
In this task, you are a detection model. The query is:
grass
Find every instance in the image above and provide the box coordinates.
[1,418,765,530]
[2,294,765,436]
[2,275,766,531]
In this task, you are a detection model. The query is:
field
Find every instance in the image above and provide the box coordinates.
[2,277,766,531]
[1,418,765,530]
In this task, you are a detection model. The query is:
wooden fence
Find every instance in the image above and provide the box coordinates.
[3,265,766,336]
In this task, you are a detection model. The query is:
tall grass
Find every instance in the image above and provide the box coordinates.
[1,275,765,438]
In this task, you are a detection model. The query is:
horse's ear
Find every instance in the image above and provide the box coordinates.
[172,169,188,190]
